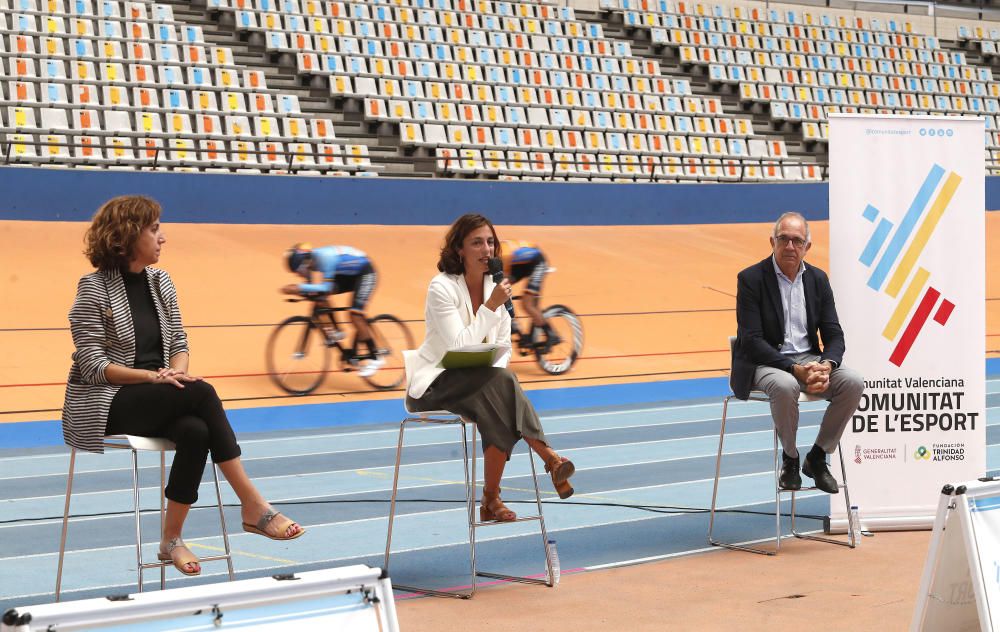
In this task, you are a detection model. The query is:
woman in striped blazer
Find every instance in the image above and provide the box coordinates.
[62,195,305,577]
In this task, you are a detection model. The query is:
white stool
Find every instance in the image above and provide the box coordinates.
[382,352,554,599]
[707,338,858,555]
[55,435,235,600]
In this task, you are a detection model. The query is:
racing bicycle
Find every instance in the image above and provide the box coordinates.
[510,296,584,375]
[267,295,414,394]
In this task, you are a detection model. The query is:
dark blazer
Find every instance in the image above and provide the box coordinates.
[61,267,189,453]
[731,256,845,400]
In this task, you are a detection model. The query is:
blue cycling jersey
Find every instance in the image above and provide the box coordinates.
[298,246,371,294]
[510,245,542,264]
[501,241,542,270]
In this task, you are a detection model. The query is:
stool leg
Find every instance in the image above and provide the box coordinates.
[708,396,779,555]
[55,448,77,602]
[707,396,731,546]
[382,420,408,574]
[131,449,144,593]
[393,416,551,597]
[160,450,166,591]
[837,445,858,548]
[472,434,555,588]
[789,489,796,546]
[773,431,783,553]
[212,462,236,580]
[468,423,478,597]
[790,443,856,548]
[527,448,554,587]
[386,418,472,599]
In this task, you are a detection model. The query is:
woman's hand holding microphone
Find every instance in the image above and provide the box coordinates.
[485,279,513,312]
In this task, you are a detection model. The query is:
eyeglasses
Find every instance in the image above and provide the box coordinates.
[775,235,807,249]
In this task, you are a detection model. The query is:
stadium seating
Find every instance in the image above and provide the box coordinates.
[0,0,378,175]
[204,0,786,180]
[3,0,1000,179]
[601,0,1000,173]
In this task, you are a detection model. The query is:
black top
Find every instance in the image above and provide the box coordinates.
[122,268,164,371]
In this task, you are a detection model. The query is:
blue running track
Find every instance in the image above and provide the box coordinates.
[2,375,998,607]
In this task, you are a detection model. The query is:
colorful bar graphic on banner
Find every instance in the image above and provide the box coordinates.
[882,267,929,340]
[885,172,962,298]
[856,163,961,367]
[866,165,944,292]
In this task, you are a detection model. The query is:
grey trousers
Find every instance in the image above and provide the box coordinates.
[752,353,865,458]
[406,367,547,459]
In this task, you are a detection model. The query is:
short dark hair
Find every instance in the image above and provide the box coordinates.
[437,213,502,275]
[84,195,162,271]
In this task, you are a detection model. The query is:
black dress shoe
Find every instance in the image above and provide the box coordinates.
[778,453,801,490]
[802,454,839,494]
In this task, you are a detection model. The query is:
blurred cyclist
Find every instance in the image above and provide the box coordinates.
[501,240,557,349]
[281,243,382,377]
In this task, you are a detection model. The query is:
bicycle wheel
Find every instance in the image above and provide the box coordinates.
[266,316,331,395]
[534,305,584,375]
[361,314,414,390]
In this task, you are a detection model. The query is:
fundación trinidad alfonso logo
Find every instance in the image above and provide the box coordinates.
[914,446,932,460]
[857,163,960,367]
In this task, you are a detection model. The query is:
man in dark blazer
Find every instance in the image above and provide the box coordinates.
[732,212,864,493]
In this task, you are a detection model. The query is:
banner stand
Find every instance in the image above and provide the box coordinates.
[829,114,986,531]
[911,479,1000,631]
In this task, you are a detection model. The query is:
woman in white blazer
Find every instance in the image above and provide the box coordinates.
[407,214,576,523]
[62,196,304,577]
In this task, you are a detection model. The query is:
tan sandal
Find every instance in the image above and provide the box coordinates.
[480,488,517,522]
[242,506,305,541]
[157,537,200,576]
[545,456,576,499]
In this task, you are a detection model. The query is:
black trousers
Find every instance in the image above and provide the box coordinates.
[106,380,241,504]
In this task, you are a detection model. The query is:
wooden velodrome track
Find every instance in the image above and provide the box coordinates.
[1,215,999,423]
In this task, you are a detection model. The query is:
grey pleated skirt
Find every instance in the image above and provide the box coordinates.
[406,367,547,458]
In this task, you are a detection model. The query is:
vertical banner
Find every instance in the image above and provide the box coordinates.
[829,114,985,530]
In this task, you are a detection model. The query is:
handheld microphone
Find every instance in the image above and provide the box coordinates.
[487,257,516,319]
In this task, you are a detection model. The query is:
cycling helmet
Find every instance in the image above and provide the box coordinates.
[286,243,313,273]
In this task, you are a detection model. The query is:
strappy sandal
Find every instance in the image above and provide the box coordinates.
[545,456,576,500]
[480,488,517,522]
[157,537,200,576]
[242,506,306,541]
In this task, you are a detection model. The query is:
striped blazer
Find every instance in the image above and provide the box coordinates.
[61,267,189,453]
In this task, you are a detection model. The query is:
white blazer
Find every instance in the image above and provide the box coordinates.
[408,271,511,399]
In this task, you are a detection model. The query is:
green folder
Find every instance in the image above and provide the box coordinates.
[437,344,508,369]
